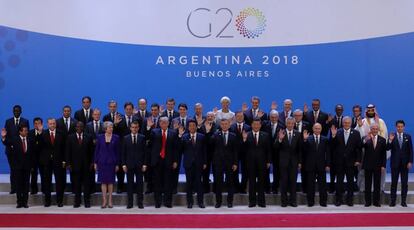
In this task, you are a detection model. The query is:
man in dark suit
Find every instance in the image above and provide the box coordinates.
[243,96,268,126]
[330,116,362,206]
[229,111,251,193]
[329,104,344,129]
[65,122,94,208]
[261,110,285,194]
[274,117,303,207]
[387,120,413,207]
[38,118,66,207]
[28,117,43,195]
[121,121,148,209]
[302,123,330,207]
[278,99,293,125]
[114,102,137,193]
[293,109,311,193]
[362,124,387,207]
[56,105,77,137]
[193,103,206,131]
[134,98,150,123]
[4,105,30,194]
[210,119,238,208]
[102,100,123,137]
[148,117,178,208]
[351,105,363,129]
[178,120,207,208]
[1,125,33,208]
[161,98,179,127]
[242,118,271,207]
[199,111,219,193]
[303,99,331,136]
[74,96,94,125]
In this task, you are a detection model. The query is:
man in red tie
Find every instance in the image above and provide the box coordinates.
[2,125,33,208]
[148,116,178,208]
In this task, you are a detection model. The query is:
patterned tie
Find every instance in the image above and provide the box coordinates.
[344,130,349,145]
[94,121,99,134]
[160,130,166,159]
[65,118,69,131]
[50,131,55,145]
[15,118,19,127]
[288,132,292,145]
[373,136,377,149]
[399,133,403,149]
[191,134,195,145]
[22,137,26,153]
[238,124,242,133]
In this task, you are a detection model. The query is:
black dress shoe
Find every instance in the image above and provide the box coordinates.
[23,204,29,208]
[155,204,161,208]
[364,203,371,207]
[116,189,122,194]
[127,204,133,209]
[248,203,255,208]
[165,204,172,208]
[401,202,408,207]
[373,203,381,207]
[85,203,91,208]
[389,202,396,207]
[145,190,153,194]
[73,204,80,208]
[198,204,205,209]
[281,203,288,207]
[290,202,297,207]
[258,204,266,208]
[335,201,342,207]
[16,204,22,208]
[347,201,354,207]
[227,203,233,208]
[320,203,327,207]
[30,191,38,195]
[138,203,144,209]
[44,203,51,207]
[57,203,63,207]
[10,190,16,195]
[215,203,221,208]
[187,204,193,209]
[307,203,314,207]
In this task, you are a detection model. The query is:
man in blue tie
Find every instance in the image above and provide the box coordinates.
[387,120,413,207]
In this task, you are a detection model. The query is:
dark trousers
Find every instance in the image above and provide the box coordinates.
[153,159,173,206]
[306,170,327,205]
[126,167,144,206]
[41,161,66,204]
[172,153,183,192]
[116,165,125,192]
[233,151,248,192]
[336,167,355,202]
[280,161,298,204]
[364,168,381,205]
[72,168,91,205]
[15,168,30,206]
[247,158,266,206]
[202,151,214,192]
[30,159,39,193]
[213,163,234,204]
[391,164,409,203]
[6,153,16,192]
[185,164,204,205]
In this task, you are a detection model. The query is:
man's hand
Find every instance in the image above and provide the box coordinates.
[1,128,6,138]
[203,164,207,170]
[257,111,264,118]
[408,163,412,170]
[298,164,302,170]
[327,114,334,123]
[94,164,98,171]
[266,163,271,169]
[303,103,308,113]
[115,165,119,172]
[381,167,385,173]
[354,162,361,167]
[172,162,178,169]
[62,162,66,169]
[278,129,286,142]
[389,132,395,142]
[232,164,238,172]
[242,130,248,142]
[146,117,154,128]
[331,125,337,137]
[357,117,363,127]
[114,113,122,125]
[303,130,309,140]
[178,126,185,137]
[242,102,248,112]
[271,101,278,111]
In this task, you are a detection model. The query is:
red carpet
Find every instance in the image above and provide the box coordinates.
[0,213,413,228]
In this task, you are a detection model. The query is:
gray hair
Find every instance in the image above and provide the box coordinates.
[370,123,379,129]
[293,109,303,115]
[195,103,203,108]
[108,100,117,106]
[159,116,169,123]
[251,96,260,102]
[220,96,231,104]
[269,110,279,117]
[92,108,101,114]
[343,116,352,122]
[103,121,114,131]
[284,99,293,104]
[286,117,295,123]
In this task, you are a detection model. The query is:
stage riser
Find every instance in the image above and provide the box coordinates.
[0,192,410,206]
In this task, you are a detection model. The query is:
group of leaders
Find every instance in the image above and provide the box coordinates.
[1,96,412,209]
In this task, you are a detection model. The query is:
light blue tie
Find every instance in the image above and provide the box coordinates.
[399,133,403,149]
[344,130,349,145]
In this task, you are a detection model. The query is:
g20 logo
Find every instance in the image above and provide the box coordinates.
[187,7,266,39]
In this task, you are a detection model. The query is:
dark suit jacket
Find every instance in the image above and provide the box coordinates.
[85,120,105,140]
[274,129,303,168]
[148,128,178,167]
[65,133,94,171]
[74,108,94,125]
[121,133,147,169]
[304,110,329,136]
[362,135,387,170]
[230,122,251,141]
[278,110,292,125]
[210,131,238,167]
[244,131,272,164]
[179,132,207,169]
[172,116,190,131]
[2,136,34,170]
[294,120,310,134]
[161,110,179,128]
[4,117,30,154]
[261,121,285,142]
[330,128,362,169]
[103,112,123,136]
[244,109,268,125]
[303,135,330,172]
[38,130,65,166]
[56,117,77,138]
[116,115,139,138]
[329,115,344,129]
[387,133,413,169]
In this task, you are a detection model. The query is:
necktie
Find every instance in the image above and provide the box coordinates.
[50,132,55,145]
[94,121,99,134]
[337,117,340,127]
[15,118,19,126]
[272,124,276,138]
[254,133,258,145]
[111,113,114,121]
[288,132,292,145]
[191,134,195,145]
[314,111,318,123]
[181,118,185,128]
[141,111,145,118]
[399,133,403,149]
[78,134,82,145]
[85,110,89,120]
[344,131,349,145]
[133,135,136,145]
[373,136,377,149]
[153,118,157,128]
[22,137,26,153]
[160,130,166,159]
[316,135,319,149]
[223,132,227,146]
[65,118,69,131]
[127,116,131,127]
[253,109,257,118]
[169,111,172,119]
[238,124,242,133]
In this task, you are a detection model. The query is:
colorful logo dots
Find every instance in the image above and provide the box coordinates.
[235,8,266,39]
